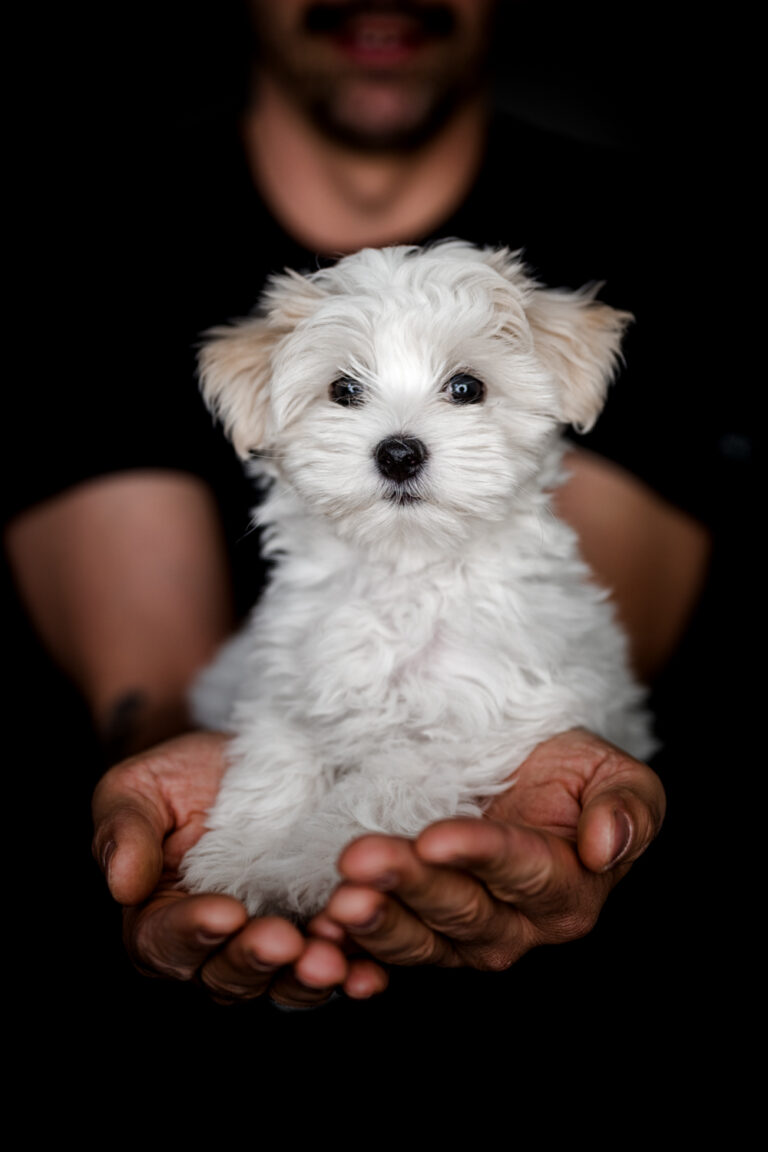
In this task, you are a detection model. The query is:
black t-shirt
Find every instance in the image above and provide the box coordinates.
[6,111,731,615]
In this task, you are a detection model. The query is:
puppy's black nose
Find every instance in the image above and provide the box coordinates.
[374,437,428,482]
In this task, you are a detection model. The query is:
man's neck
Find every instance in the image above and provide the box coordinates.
[244,76,488,254]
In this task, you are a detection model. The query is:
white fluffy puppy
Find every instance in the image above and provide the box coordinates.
[181,241,655,919]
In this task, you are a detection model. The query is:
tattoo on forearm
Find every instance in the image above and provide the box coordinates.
[101,691,148,764]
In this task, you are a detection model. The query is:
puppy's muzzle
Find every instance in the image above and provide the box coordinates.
[374,436,428,483]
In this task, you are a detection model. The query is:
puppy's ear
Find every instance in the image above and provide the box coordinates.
[526,286,633,432]
[198,318,277,459]
[199,269,326,458]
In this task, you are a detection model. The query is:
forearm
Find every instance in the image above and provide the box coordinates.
[4,470,235,759]
[554,449,712,681]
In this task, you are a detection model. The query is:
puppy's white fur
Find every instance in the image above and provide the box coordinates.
[181,241,655,918]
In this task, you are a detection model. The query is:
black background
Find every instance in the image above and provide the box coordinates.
[6,1,757,1114]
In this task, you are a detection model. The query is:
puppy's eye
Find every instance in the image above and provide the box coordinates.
[444,373,485,405]
[330,377,365,407]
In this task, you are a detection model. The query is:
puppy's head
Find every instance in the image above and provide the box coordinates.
[200,241,631,551]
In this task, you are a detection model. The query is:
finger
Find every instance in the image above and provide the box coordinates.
[269,939,349,1009]
[417,819,612,949]
[416,818,608,923]
[124,889,248,981]
[92,772,169,905]
[306,911,390,999]
[342,958,390,1000]
[325,882,460,968]
[306,911,349,946]
[198,916,306,1004]
[293,937,348,990]
[94,806,166,906]
[578,766,666,874]
[340,834,517,950]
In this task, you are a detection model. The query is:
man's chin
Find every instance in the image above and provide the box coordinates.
[309,81,462,152]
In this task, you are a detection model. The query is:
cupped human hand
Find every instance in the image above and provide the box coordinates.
[309,729,666,972]
[91,730,387,1006]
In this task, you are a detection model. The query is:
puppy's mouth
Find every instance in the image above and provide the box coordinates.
[387,489,423,506]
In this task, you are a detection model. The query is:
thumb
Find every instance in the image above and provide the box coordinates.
[577,773,666,875]
[92,775,169,905]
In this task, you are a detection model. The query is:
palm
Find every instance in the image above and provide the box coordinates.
[318,729,666,968]
[92,730,230,903]
[93,727,664,997]
[145,732,231,878]
[485,727,638,844]
[93,730,377,1003]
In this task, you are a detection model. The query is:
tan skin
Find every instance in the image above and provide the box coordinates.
[89,724,667,1004]
[5,473,234,753]
[6,1,711,1004]
[244,0,495,253]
